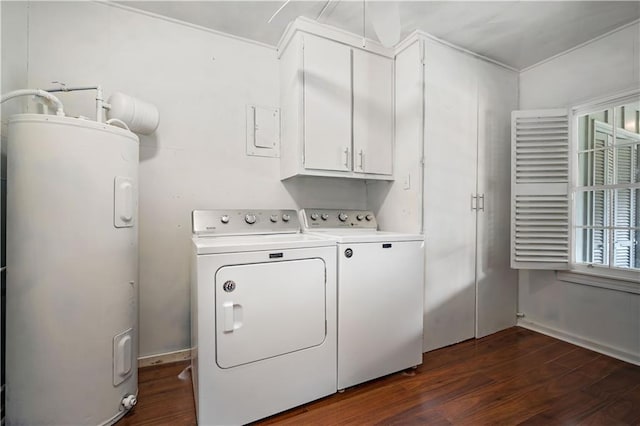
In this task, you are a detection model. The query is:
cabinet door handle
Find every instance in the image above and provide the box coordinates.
[478,193,485,211]
[358,149,364,171]
[344,147,350,169]
[471,194,477,211]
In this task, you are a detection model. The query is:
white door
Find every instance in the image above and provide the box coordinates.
[303,34,352,172]
[215,258,326,368]
[337,241,423,389]
[475,60,519,338]
[423,39,478,352]
[352,49,394,175]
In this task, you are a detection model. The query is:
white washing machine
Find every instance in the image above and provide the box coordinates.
[300,209,424,390]
[190,209,337,425]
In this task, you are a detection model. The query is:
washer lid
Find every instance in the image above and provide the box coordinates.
[305,230,424,244]
[193,233,335,254]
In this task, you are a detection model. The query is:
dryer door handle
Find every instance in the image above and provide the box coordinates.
[223,302,235,332]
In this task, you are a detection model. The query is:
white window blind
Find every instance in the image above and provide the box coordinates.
[511,109,570,269]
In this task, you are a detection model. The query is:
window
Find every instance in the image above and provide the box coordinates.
[575,101,640,272]
[510,95,639,278]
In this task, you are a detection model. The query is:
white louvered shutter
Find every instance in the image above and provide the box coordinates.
[613,140,637,268]
[511,109,571,269]
[591,126,610,264]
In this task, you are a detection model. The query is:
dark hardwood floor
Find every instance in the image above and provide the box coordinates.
[120,327,640,425]
[118,360,196,426]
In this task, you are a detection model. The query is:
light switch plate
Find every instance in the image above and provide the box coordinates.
[403,173,411,190]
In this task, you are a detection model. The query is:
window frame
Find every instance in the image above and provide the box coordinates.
[570,90,640,283]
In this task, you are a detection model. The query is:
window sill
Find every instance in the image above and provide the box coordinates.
[556,267,640,295]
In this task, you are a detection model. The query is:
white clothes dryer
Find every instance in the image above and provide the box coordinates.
[190,210,337,425]
[300,209,424,390]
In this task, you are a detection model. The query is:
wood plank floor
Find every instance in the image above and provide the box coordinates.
[120,327,640,425]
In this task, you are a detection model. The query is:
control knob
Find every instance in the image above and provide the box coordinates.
[356,214,364,221]
[338,213,348,222]
[321,213,329,220]
[245,214,257,224]
[310,213,319,221]
[220,215,230,224]
[365,214,373,221]
[282,214,291,222]
[270,215,278,223]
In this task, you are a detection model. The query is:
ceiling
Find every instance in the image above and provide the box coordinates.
[118,1,640,70]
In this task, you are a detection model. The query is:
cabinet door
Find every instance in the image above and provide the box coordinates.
[475,60,519,338]
[303,34,352,172]
[423,40,478,352]
[353,50,393,175]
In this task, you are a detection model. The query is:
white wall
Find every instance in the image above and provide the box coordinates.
[20,2,366,357]
[1,1,29,175]
[518,22,640,364]
[1,2,28,129]
[520,22,640,109]
[367,41,423,234]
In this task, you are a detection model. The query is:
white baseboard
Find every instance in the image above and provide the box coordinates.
[517,319,639,366]
[138,348,191,368]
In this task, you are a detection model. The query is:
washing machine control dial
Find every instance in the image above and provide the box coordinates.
[310,213,319,221]
[220,215,230,224]
[356,214,364,221]
[270,215,278,223]
[338,213,348,222]
[245,214,257,224]
[365,214,373,221]
[282,214,291,222]
[321,213,329,221]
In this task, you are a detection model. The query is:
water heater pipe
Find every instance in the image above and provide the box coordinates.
[121,394,137,410]
[46,85,160,135]
[0,89,65,116]
[46,84,110,123]
[105,118,130,131]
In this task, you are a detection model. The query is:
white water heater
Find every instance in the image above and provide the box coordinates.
[6,114,139,425]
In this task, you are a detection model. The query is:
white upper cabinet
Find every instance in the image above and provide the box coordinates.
[278,19,394,181]
[302,34,352,172]
[353,49,394,175]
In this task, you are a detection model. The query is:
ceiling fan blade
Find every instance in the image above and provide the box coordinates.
[267,0,291,23]
[368,1,401,47]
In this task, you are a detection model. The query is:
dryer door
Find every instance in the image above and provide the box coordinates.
[215,258,326,369]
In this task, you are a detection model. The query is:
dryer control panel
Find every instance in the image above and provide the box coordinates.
[192,209,299,236]
[300,209,378,230]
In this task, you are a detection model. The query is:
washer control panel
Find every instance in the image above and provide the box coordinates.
[192,209,299,236]
[300,209,378,229]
